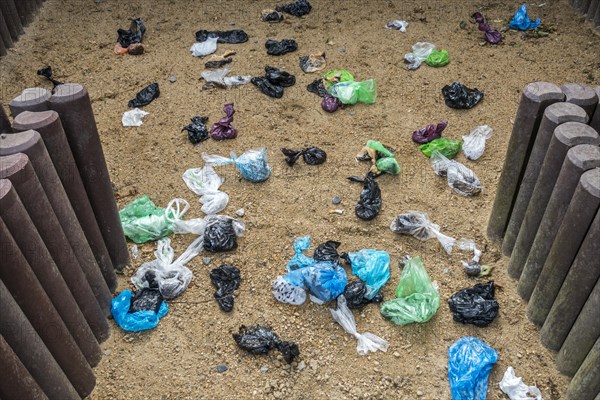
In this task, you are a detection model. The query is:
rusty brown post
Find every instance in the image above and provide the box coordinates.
[0,334,48,400]
[0,10,14,50]
[0,0,24,41]
[0,104,10,133]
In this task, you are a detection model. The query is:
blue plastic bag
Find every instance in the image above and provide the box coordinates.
[287,235,315,271]
[509,4,541,31]
[202,148,272,182]
[282,261,348,303]
[111,290,169,332]
[448,336,498,400]
[347,249,390,299]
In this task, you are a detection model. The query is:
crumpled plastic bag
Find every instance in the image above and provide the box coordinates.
[117,18,146,48]
[286,235,316,271]
[182,116,209,144]
[425,49,449,67]
[195,29,249,44]
[120,195,172,243]
[122,108,149,127]
[314,240,344,263]
[343,280,384,309]
[356,140,401,175]
[299,53,327,73]
[472,12,502,44]
[448,282,499,327]
[385,20,408,32]
[272,276,307,305]
[346,249,390,299]
[404,42,436,70]
[281,147,326,166]
[462,125,492,160]
[307,78,328,97]
[262,9,284,22]
[442,82,484,109]
[419,137,462,159]
[265,66,296,87]
[330,295,389,355]
[182,166,229,215]
[431,150,482,196]
[210,264,241,312]
[130,236,202,299]
[509,4,541,31]
[448,336,498,400]
[111,289,168,332]
[277,261,347,304]
[276,0,311,17]
[36,66,62,88]
[380,256,440,325]
[210,103,237,140]
[252,77,284,98]
[233,325,300,364]
[202,148,271,182]
[322,96,342,112]
[203,214,245,252]
[323,69,355,88]
[205,56,233,69]
[201,67,252,88]
[348,173,382,220]
[499,367,543,400]
[191,36,218,57]
[462,260,494,278]
[265,39,298,55]
[328,79,377,105]
[412,120,448,144]
[128,83,160,108]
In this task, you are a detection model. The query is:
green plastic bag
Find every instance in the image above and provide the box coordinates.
[425,49,449,67]
[119,195,173,243]
[366,140,394,158]
[329,79,377,105]
[363,140,400,175]
[323,69,355,88]
[380,256,440,325]
[419,137,462,159]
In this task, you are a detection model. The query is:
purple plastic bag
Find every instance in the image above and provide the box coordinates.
[472,12,502,44]
[210,103,237,140]
[322,96,342,113]
[412,120,448,144]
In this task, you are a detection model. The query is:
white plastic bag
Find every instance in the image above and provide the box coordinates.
[190,36,218,57]
[431,150,482,196]
[499,367,543,400]
[330,295,389,355]
[202,148,271,182]
[404,42,436,70]
[165,198,208,235]
[272,276,307,305]
[462,125,493,160]
[385,20,408,32]
[182,166,229,215]
[201,67,252,88]
[122,108,149,127]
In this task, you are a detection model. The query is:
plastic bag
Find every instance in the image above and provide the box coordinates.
[509,4,541,31]
[120,195,172,243]
[462,261,494,277]
[448,336,498,400]
[251,77,284,98]
[472,12,502,44]
[404,42,436,70]
[307,78,328,97]
[233,325,300,364]
[431,151,482,196]
[356,140,401,175]
[205,57,233,69]
[272,276,307,305]
[191,37,218,57]
[322,96,342,112]
[209,103,237,140]
[348,173,382,221]
[128,83,160,108]
[183,116,209,144]
[262,9,284,22]
[462,125,492,161]
[122,108,149,127]
[323,69,354,88]
[281,147,327,166]
[195,29,249,44]
[328,79,377,105]
[202,148,271,182]
[448,282,499,327]
[299,53,327,73]
[314,240,344,263]
[36,66,62,88]
[346,249,390,299]
[385,20,408,32]
[442,82,484,109]
[419,137,461,159]
[499,367,543,400]
[330,295,389,355]
[117,18,146,48]
[265,39,298,56]
[210,264,241,312]
[412,120,448,144]
[276,261,347,304]
[203,215,245,252]
[425,49,449,67]
[265,66,296,87]
[201,67,252,88]
[380,256,440,325]
[343,280,384,309]
[276,0,311,17]
[286,235,315,271]
[182,167,229,215]
[111,289,168,332]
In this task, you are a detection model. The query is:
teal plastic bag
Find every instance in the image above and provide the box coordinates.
[448,336,498,400]
[329,79,377,105]
[111,290,169,332]
[347,249,390,299]
[119,195,173,243]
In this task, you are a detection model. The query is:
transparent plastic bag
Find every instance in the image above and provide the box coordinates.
[499,366,543,400]
[272,276,307,305]
[404,42,436,70]
[431,150,482,196]
[385,20,408,32]
[182,166,229,215]
[165,198,207,235]
[201,67,252,88]
[119,195,173,243]
[448,336,498,400]
[347,249,390,299]
[462,125,492,161]
[330,295,389,355]
[111,289,168,332]
[190,36,218,57]
[328,79,377,105]
[202,148,271,182]
[122,108,149,127]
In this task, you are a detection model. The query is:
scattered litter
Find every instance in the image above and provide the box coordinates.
[499,366,543,400]
[328,79,376,105]
[210,103,237,140]
[299,53,327,73]
[385,20,408,32]
[114,44,129,55]
[323,69,354,88]
[380,256,440,325]
[509,4,541,31]
[356,140,400,175]
[307,79,328,97]
[205,57,233,69]
[203,215,245,252]
[265,66,296,87]
[251,77,283,98]
[275,0,312,17]
[424,49,449,67]
[128,83,160,108]
[182,116,210,144]
[462,261,494,277]
[233,325,300,363]
[419,137,462,159]
[281,147,327,166]
[348,173,382,221]
[343,280,384,309]
[462,125,492,160]
[314,240,344,263]
[169,75,177,83]
[322,96,342,112]
[442,82,484,109]
[195,29,249,43]
[191,36,219,57]
[202,148,271,182]
[127,43,144,55]
[117,18,146,48]
[330,209,344,215]
[287,235,315,271]
[448,337,498,400]
[346,249,390,299]
[36,66,62,88]
[122,108,149,127]
[431,150,482,196]
[448,282,499,327]
[412,120,448,144]
[472,12,502,44]
[332,196,341,205]
[182,166,229,215]
[262,9,284,22]
[210,264,241,312]
[201,67,252,89]
[404,42,436,70]
[111,289,168,332]
[265,39,298,56]
[131,245,139,259]
[330,295,389,355]
[120,195,172,243]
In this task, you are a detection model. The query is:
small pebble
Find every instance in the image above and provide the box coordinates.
[169,76,177,83]
[332,196,341,205]
[339,47,346,53]
[260,367,269,373]
[297,360,306,371]
[443,268,449,275]
[131,245,138,259]
[236,208,245,217]
[203,257,212,265]
[216,364,228,373]
[349,111,356,116]
[393,351,400,357]
[417,390,424,397]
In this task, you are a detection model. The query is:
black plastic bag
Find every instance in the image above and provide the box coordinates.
[281,147,326,166]
[203,218,239,252]
[276,0,312,17]
[265,66,296,87]
[195,29,248,44]
[262,9,284,22]
[128,83,160,108]
[117,18,146,48]
[348,173,382,221]
[182,116,209,145]
[307,79,328,97]
[128,287,164,314]
[210,265,241,312]
[265,39,298,56]
[442,82,484,109]
[205,58,233,68]
[448,281,499,327]
[36,66,63,88]
[313,240,342,263]
[251,77,284,98]
[344,281,384,309]
[233,325,300,364]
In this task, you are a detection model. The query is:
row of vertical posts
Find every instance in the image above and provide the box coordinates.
[569,0,600,28]
[0,0,45,57]
[0,83,129,399]
[487,82,600,400]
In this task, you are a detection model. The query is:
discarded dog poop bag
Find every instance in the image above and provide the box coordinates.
[419,137,462,159]
[119,195,173,243]
[462,125,492,161]
[276,0,312,17]
[182,166,229,215]
[278,261,348,304]
[111,289,168,332]
[233,325,300,364]
[265,66,296,87]
[346,249,390,299]
[447,336,498,400]
[412,120,448,144]
[128,83,160,108]
[322,96,342,112]
[442,82,484,109]
[203,215,245,252]
[328,80,377,105]
[499,366,543,400]
[281,147,326,166]
[348,173,382,220]
[404,42,436,70]
[509,4,541,31]
[195,29,249,44]
[210,103,237,140]
[210,264,241,312]
[265,39,298,56]
[343,280,384,309]
[183,116,210,144]
[251,77,284,98]
[323,69,355,88]
[202,148,272,182]
[448,281,499,327]
[117,18,146,48]
[431,151,482,197]
[425,49,449,67]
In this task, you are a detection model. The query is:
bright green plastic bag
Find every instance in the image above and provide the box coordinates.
[380,256,440,325]
[425,49,449,67]
[329,79,377,105]
[323,69,355,88]
[119,195,173,243]
[419,137,462,159]
[363,140,400,175]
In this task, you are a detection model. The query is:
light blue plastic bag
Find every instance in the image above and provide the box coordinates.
[509,4,541,31]
[202,148,271,182]
[347,249,390,299]
[282,261,348,303]
[111,290,169,332]
[287,235,315,271]
[448,336,498,400]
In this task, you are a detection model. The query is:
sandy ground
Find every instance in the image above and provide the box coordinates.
[1,0,599,399]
